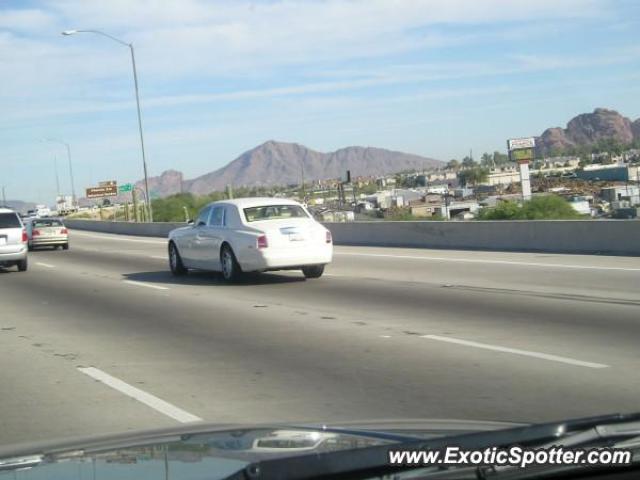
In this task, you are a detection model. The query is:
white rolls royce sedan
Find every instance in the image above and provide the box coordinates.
[168,198,333,281]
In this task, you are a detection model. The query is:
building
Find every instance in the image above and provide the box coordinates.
[487,167,521,186]
[600,185,640,206]
[409,202,440,218]
[567,196,593,216]
[317,209,355,222]
[576,164,639,182]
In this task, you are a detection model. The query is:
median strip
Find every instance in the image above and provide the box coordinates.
[77,367,202,423]
[422,335,609,369]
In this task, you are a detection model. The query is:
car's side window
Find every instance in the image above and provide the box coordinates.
[208,206,225,227]
[196,207,211,226]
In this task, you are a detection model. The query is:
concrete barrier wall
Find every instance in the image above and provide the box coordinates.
[65,219,185,238]
[65,219,640,255]
[326,220,640,255]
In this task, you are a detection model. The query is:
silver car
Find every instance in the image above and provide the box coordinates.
[0,208,28,272]
[26,218,69,250]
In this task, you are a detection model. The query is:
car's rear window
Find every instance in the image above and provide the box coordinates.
[244,205,309,222]
[33,219,63,228]
[0,213,21,228]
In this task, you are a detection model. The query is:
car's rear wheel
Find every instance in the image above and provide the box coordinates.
[221,244,241,282]
[302,264,324,279]
[169,242,187,276]
[17,258,28,272]
[62,243,69,250]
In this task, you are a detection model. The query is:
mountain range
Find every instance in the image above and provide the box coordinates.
[91,108,640,202]
[134,141,442,199]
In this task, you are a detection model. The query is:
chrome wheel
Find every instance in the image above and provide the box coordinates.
[169,245,177,270]
[220,245,241,282]
[221,250,233,279]
[169,243,187,275]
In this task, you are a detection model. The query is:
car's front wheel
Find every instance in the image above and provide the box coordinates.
[169,242,187,276]
[220,244,241,282]
[302,264,324,279]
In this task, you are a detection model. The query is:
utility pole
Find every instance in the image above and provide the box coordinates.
[54,155,61,197]
[62,29,153,221]
[301,160,305,202]
[1,185,6,206]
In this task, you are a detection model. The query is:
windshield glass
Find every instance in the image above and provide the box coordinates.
[0,213,21,228]
[32,219,63,228]
[244,205,309,222]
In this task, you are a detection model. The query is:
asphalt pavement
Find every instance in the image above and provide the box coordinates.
[1,230,640,447]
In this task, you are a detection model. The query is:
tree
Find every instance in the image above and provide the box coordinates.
[493,151,509,165]
[458,167,489,186]
[446,159,460,170]
[477,195,584,220]
[461,156,475,168]
[480,152,493,167]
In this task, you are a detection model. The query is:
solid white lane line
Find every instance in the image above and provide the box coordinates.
[71,231,165,245]
[335,252,640,272]
[150,255,167,260]
[422,335,609,369]
[78,367,202,423]
[35,262,55,268]
[123,280,169,291]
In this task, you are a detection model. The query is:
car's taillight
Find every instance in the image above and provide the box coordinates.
[22,229,28,242]
[326,230,332,243]
[61,228,68,234]
[257,234,268,249]
[32,229,41,236]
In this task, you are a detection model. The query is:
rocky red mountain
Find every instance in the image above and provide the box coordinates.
[537,108,640,154]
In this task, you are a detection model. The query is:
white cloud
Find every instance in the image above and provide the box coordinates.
[0,8,54,31]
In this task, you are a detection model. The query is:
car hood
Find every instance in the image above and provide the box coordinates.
[0,418,523,478]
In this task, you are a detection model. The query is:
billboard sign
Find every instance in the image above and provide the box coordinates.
[86,186,118,198]
[511,148,534,162]
[508,137,535,151]
[98,180,117,187]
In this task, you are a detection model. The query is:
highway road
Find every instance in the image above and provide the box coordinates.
[1,230,640,447]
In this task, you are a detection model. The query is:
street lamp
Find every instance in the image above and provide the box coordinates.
[61,29,153,222]
[43,138,76,206]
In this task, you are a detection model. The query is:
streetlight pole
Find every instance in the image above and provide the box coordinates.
[1,185,6,206]
[54,155,61,197]
[301,159,306,202]
[44,138,76,206]
[61,29,153,222]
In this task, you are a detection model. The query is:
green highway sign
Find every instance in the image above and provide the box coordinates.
[119,183,133,193]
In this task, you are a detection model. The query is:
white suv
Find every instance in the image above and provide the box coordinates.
[0,208,28,272]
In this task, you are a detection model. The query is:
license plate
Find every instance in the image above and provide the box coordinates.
[0,238,6,246]
[288,233,305,241]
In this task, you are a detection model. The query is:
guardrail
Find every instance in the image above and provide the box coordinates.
[64,219,640,256]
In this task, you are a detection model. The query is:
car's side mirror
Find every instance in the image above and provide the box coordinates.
[197,221,206,227]
[187,219,194,225]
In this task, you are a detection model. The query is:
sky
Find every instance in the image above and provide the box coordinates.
[1,0,639,203]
